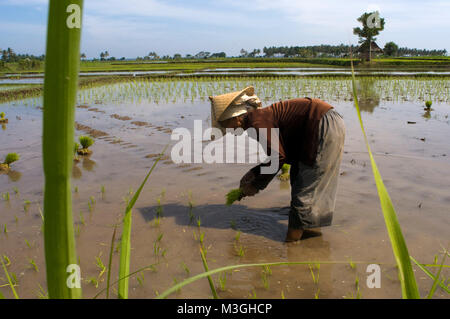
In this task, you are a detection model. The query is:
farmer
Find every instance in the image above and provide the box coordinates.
[209,86,345,242]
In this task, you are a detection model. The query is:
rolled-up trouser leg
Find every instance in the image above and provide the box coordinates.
[289,109,346,229]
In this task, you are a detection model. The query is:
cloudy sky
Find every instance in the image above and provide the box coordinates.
[1,0,449,58]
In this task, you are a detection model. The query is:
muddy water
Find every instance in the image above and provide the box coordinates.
[0,91,449,299]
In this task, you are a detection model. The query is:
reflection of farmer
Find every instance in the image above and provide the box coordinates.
[209,86,345,242]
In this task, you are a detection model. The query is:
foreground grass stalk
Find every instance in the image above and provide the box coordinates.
[350,59,420,299]
[200,247,218,299]
[42,0,84,299]
[1,258,19,299]
[118,145,168,299]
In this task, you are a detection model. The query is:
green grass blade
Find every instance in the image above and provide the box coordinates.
[42,0,83,299]
[349,59,420,299]
[1,258,19,299]
[200,247,218,299]
[426,252,447,299]
[118,145,168,299]
[410,256,449,294]
[106,226,117,299]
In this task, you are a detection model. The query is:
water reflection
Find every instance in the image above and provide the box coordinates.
[72,163,82,179]
[356,78,381,113]
[82,157,96,171]
[7,170,22,182]
[422,110,431,120]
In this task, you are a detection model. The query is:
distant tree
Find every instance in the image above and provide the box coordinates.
[173,53,182,60]
[147,51,159,59]
[384,42,399,56]
[248,49,261,57]
[194,51,210,59]
[353,11,385,61]
[100,52,105,60]
[240,49,249,57]
[210,52,226,58]
[80,53,86,60]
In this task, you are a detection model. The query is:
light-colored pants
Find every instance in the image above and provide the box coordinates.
[289,109,346,229]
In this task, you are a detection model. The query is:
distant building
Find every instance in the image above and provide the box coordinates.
[358,41,383,61]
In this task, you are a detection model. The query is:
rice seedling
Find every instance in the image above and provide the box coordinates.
[277,164,290,181]
[235,230,241,242]
[25,239,32,248]
[42,0,83,299]
[29,259,39,272]
[0,153,20,172]
[2,192,9,201]
[261,270,270,290]
[23,200,31,212]
[95,253,106,279]
[218,272,227,292]
[77,136,94,155]
[79,211,85,226]
[101,185,105,197]
[3,224,8,234]
[87,277,99,288]
[2,255,11,267]
[350,58,420,299]
[424,100,433,111]
[226,188,243,206]
[0,112,8,124]
[156,197,163,217]
[36,284,48,299]
[74,186,79,193]
[281,290,285,299]
[13,187,19,195]
[199,247,218,299]
[309,264,320,285]
[181,262,190,276]
[136,272,145,287]
[1,258,18,299]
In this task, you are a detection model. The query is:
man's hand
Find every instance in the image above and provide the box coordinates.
[240,170,259,197]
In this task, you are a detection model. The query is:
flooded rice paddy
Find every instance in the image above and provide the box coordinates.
[0,77,449,299]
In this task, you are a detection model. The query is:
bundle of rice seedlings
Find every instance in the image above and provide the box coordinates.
[1,153,20,172]
[424,100,432,111]
[226,188,243,206]
[0,112,8,124]
[277,164,290,181]
[78,135,94,155]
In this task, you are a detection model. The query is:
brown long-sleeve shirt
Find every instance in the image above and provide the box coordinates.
[242,97,333,190]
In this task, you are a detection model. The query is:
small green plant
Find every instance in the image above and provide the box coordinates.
[0,112,7,124]
[2,192,10,201]
[78,136,94,155]
[23,200,31,212]
[425,100,432,110]
[226,188,243,206]
[1,153,20,171]
[29,259,39,272]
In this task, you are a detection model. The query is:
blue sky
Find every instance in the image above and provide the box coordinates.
[1,0,449,58]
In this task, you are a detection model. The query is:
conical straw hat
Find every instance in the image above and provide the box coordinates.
[209,86,255,135]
